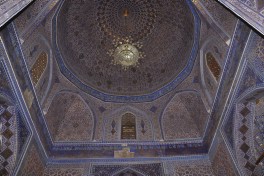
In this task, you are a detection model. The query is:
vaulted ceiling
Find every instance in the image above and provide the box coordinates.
[1,0,264,175]
[56,0,196,97]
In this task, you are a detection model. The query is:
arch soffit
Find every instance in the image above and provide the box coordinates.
[199,36,225,105]
[46,90,95,125]
[160,90,208,138]
[161,90,205,119]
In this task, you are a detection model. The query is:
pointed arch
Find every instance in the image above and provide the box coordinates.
[45,91,95,142]
[103,105,154,142]
[161,91,209,140]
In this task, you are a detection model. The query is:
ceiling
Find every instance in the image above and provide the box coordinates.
[56,0,195,96]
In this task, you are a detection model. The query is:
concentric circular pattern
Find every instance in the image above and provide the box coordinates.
[57,0,194,95]
[97,0,157,41]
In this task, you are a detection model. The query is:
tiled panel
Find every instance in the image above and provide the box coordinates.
[0,0,33,27]
[0,106,17,176]
[219,0,264,35]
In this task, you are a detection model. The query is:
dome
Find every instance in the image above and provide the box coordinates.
[55,0,196,97]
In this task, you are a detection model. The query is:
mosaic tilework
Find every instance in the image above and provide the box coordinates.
[204,20,251,149]
[0,0,7,5]
[52,0,200,102]
[45,92,94,142]
[222,31,263,163]
[235,102,257,175]
[0,0,33,27]
[17,111,30,155]
[212,141,237,176]
[195,13,232,111]
[238,0,257,9]
[219,0,264,35]
[39,55,209,155]
[162,92,208,140]
[0,68,10,94]
[252,164,264,176]
[14,0,51,34]
[19,23,53,104]
[251,96,264,174]
[164,159,214,176]
[56,0,194,96]
[254,98,264,163]
[12,3,243,158]
[18,144,45,176]
[2,0,256,165]
[237,66,257,97]
[219,32,264,176]
[0,106,17,176]
[248,36,264,81]
[199,0,238,37]
[223,107,236,150]
[44,167,85,176]
[91,163,163,176]
[1,34,32,176]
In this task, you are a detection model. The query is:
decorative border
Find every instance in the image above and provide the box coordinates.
[218,0,264,35]
[219,31,260,176]
[0,38,33,175]
[52,0,201,103]
[47,154,209,164]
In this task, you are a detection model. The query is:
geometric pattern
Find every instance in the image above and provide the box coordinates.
[162,92,208,140]
[0,106,17,176]
[254,114,264,164]
[212,141,237,176]
[5,2,260,175]
[56,0,195,96]
[165,160,214,176]
[0,0,32,27]
[221,32,264,176]
[8,1,208,159]
[14,0,252,160]
[0,37,32,176]
[44,167,85,176]
[235,102,257,175]
[253,97,264,173]
[90,163,163,176]
[18,144,45,176]
[198,0,238,37]
[218,0,264,35]
[52,0,201,102]
[14,0,51,35]
[45,92,94,142]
